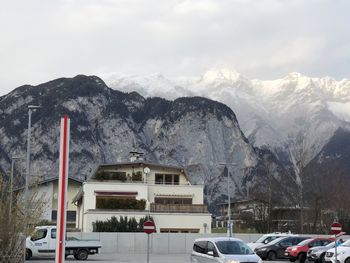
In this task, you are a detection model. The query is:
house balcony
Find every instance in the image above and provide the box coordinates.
[150,203,208,213]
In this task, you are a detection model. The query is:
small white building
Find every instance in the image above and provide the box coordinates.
[16,176,83,228]
[73,154,211,233]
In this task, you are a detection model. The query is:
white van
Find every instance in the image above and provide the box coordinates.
[26,226,101,260]
[191,237,262,263]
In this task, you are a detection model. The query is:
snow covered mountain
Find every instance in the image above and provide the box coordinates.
[0,75,296,210]
[105,70,350,169]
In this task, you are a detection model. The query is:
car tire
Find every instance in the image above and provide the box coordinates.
[298,253,306,263]
[289,259,296,262]
[345,258,350,263]
[75,249,89,260]
[320,253,325,263]
[268,251,277,261]
[25,249,32,260]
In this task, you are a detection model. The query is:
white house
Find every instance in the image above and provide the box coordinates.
[16,176,83,228]
[73,153,212,233]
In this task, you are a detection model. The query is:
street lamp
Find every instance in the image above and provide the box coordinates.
[219,162,238,237]
[9,156,22,218]
[25,105,41,216]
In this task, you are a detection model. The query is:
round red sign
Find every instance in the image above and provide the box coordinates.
[143,220,156,234]
[331,222,342,235]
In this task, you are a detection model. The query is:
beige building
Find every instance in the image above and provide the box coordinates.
[73,155,212,233]
[26,177,83,227]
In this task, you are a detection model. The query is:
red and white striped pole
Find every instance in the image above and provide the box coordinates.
[55,115,70,263]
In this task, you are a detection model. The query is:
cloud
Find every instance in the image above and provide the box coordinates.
[0,0,350,95]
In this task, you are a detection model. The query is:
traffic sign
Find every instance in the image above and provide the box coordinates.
[143,220,156,234]
[331,222,342,235]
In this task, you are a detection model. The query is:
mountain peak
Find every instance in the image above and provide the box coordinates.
[201,68,243,84]
[284,72,309,80]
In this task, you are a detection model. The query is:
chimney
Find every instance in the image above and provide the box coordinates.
[129,151,144,162]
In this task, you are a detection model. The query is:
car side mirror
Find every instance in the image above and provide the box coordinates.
[207,251,214,257]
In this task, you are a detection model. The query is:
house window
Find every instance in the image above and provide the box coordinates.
[173,175,179,184]
[155,174,164,184]
[155,174,180,185]
[52,210,76,222]
[165,175,172,184]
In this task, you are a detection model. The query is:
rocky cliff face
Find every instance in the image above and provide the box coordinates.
[0,75,296,209]
[105,70,350,179]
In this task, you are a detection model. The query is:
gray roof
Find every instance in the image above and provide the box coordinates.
[14,176,83,191]
[99,161,185,171]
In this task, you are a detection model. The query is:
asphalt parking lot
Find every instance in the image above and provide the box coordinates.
[26,254,288,263]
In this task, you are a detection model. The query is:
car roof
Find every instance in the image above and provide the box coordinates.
[194,237,243,243]
[262,233,298,237]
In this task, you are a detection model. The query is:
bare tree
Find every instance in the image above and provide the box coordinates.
[0,175,46,262]
[291,136,313,234]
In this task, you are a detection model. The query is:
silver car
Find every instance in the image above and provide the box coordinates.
[191,237,262,263]
[308,241,338,263]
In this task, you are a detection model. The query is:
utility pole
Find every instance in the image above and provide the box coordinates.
[25,105,41,220]
[219,163,238,237]
[267,164,272,233]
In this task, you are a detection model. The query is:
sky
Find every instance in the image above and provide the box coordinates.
[1,0,350,95]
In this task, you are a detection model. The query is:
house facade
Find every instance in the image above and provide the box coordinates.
[73,157,212,233]
[20,177,83,228]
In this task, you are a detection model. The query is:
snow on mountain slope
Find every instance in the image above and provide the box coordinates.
[0,75,298,209]
[104,69,350,164]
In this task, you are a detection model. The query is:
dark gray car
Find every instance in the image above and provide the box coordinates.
[255,236,310,260]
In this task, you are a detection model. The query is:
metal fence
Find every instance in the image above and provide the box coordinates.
[0,235,25,263]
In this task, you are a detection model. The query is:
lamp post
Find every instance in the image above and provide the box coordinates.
[25,105,41,216]
[219,162,238,237]
[9,156,22,218]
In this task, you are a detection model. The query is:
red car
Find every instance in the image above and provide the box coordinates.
[285,237,334,263]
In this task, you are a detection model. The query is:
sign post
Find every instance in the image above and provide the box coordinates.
[331,222,342,263]
[55,115,70,263]
[143,220,156,263]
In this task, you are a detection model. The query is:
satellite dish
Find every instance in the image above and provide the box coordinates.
[143,167,150,174]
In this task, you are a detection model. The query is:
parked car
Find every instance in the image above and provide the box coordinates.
[325,239,350,263]
[191,237,262,263]
[247,232,297,250]
[308,240,344,263]
[285,237,334,263]
[26,226,102,260]
[255,236,310,260]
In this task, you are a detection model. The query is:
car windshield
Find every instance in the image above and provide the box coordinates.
[255,235,284,244]
[297,239,313,246]
[325,241,336,249]
[255,235,270,243]
[268,237,287,245]
[216,240,254,255]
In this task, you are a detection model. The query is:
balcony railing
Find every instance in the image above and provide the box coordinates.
[150,203,208,213]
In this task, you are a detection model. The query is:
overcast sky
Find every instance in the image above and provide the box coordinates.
[1,0,350,95]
